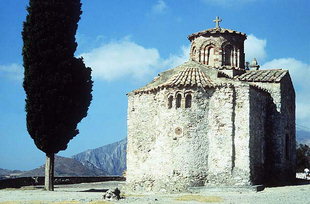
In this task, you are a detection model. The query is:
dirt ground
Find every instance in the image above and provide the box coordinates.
[0,180,310,204]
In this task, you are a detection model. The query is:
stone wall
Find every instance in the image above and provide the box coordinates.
[248,74,296,185]
[127,87,215,192]
[206,85,250,185]
[249,87,270,184]
[232,85,252,185]
[127,84,261,191]
[127,72,295,191]
[279,75,296,183]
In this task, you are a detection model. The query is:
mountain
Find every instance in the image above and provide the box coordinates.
[0,168,24,179]
[19,156,106,177]
[72,139,126,176]
[297,129,310,146]
[0,168,23,176]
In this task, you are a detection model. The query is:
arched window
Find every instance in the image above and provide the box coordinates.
[206,47,215,66]
[185,94,192,108]
[176,93,182,109]
[168,95,173,109]
[223,45,233,66]
[191,46,196,56]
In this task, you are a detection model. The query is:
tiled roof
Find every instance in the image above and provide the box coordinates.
[133,67,215,94]
[163,67,214,88]
[188,28,246,40]
[235,69,288,82]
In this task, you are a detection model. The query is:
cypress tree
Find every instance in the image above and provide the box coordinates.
[22,0,93,191]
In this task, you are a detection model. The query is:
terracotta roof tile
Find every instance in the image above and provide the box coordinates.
[134,67,215,94]
[235,69,288,82]
[163,67,214,88]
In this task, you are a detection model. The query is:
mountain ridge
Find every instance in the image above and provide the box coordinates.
[72,138,126,176]
[18,156,106,177]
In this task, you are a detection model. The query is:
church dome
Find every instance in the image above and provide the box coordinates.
[189,17,247,69]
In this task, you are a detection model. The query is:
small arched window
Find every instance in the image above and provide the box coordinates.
[176,94,182,109]
[185,94,192,108]
[191,46,196,55]
[223,45,233,66]
[168,95,173,109]
[206,47,215,66]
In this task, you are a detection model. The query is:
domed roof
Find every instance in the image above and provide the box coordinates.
[132,61,216,94]
[162,67,214,88]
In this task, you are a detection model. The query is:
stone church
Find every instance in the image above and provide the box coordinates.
[126,17,296,192]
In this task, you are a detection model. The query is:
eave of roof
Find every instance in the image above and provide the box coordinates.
[188,27,246,41]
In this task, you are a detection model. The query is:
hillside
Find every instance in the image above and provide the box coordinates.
[72,139,126,176]
[19,156,106,177]
[0,168,23,176]
[297,129,310,146]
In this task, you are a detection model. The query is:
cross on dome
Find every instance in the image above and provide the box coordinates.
[213,16,222,28]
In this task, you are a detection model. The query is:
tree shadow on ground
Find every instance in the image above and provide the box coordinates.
[79,188,108,192]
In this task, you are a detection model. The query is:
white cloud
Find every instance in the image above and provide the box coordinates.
[261,58,310,88]
[262,58,310,127]
[79,38,190,82]
[80,38,161,81]
[297,102,310,124]
[245,36,310,127]
[152,0,168,14]
[163,45,190,68]
[0,63,23,81]
[244,34,267,63]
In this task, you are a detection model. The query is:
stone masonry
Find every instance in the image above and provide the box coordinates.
[126,18,295,192]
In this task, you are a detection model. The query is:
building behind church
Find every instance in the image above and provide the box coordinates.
[126,18,296,192]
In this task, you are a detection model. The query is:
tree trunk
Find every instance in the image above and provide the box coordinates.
[45,153,54,191]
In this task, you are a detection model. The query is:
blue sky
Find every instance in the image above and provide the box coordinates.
[0,0,309,171]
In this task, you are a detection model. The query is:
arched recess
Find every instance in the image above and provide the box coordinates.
[185,94,192,108]
[191,45,197,60]
[199,41,216,65]
[222,44,234,66]
[167,95,173,109]
[176,93,182,109]
[206,46,215,66]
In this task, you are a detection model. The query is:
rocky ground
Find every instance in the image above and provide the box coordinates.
[0,178,310,204]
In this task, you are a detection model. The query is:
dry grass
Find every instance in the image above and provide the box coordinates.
[0,201,47,204]
[53,201,81,204]
[20,186,40,190]
[175,195,223,202]
[122,194,145,197]
[1,186,40,191]
[88,201,113,204]
[0,201,112,204]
